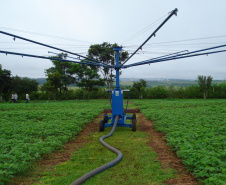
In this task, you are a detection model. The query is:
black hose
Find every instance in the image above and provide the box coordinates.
[70,116,122,185]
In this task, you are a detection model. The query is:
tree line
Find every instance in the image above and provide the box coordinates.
[1,42,225,101]
[1,62,225,101]
[0,64,38,101]
[30,79,226,100]
[127,77,226,99]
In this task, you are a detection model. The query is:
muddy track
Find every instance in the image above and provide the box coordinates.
[11,113,201,185]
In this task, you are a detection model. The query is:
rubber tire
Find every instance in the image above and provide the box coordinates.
[132,113,136,120]
[103,114,108,123]
[132,119,136,131]
[99,120,105,132]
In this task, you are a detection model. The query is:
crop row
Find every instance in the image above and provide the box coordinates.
[136,99,226,185]
[0,100,109,184]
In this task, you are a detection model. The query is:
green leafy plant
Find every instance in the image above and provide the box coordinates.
[136,99,226,184]
[0,100,109,183]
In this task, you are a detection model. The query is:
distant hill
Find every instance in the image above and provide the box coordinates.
[33,78,46,85]
[32,77,225,87]
[118,78,226,87]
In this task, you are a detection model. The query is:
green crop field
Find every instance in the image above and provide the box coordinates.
[0,100,109,184]
[136,99,226,184]
[0,99,225,185]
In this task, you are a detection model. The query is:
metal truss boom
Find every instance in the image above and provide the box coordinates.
[0,30,111,67]
[124,50,188,68]
[120,8,178,67]
[0,50,112,68]
[123,48,226,68]
[123,44,226,68]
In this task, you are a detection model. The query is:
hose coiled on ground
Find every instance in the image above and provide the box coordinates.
[70,116,122,185]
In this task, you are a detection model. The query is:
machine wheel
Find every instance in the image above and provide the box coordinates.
[103,114,108,123]
[99,120,105,132]
[132,113,136,120]
[132,119,136,131]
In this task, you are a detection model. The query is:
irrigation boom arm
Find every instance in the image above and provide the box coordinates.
[0,50,112,68]
[0,30,111,67]
[123,44,226,68]
[120,8,178,67]
[123,49,226,68]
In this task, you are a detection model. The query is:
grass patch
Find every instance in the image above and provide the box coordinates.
[34,122,175,184]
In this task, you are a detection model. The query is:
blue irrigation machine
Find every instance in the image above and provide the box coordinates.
[1,8,226,184]
[1,8,226,134]
[99,46,137,132]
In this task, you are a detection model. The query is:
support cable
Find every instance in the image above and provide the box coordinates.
[70,116,122,185]
[123,35,226,49]
[144,35,226,46]
[0,26,93,44]
[121,13,168,45]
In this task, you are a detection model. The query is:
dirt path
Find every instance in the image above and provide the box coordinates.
[11,113,201,185]
[138,113,202,185]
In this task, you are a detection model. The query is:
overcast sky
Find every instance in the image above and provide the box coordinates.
[0,0,226,80]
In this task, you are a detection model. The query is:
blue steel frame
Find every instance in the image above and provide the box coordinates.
[104,47,133,128]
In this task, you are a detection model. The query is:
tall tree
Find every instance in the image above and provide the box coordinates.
[0,65,12,101]
[88,42,128,89]
[46,53,76,100]
[197,75,213,99]
[40,80,55,101]
[10,76,38,100]
[46,71,62,101]
[132,79,147,99]
[75,64,105,100]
